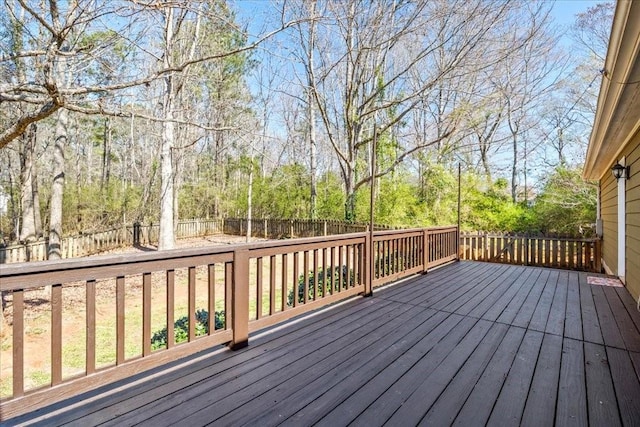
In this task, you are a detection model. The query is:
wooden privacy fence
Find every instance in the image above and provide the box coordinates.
[0,226,458,418]
[0,219,225,264]
[0,218,386,264]
[459,232,602,272]
[223,218,392,239]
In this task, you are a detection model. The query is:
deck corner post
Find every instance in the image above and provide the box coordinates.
[230,248,250,350]
[595,238,602,273]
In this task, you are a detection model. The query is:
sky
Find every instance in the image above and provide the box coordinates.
[552,0,602,25]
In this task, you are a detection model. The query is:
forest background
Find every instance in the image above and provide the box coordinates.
[0,0,612,257]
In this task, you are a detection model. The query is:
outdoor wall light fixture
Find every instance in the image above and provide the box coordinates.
[611,162,630,180]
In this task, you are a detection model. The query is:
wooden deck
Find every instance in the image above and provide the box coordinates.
[6,261,640,426]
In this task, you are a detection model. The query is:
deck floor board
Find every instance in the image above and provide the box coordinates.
[7,261,640,427]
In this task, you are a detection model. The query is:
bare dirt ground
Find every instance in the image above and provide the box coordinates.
[0,234,268,397]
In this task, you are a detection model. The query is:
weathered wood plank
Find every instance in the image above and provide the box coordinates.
[277,310,451,426]
[591,284,626,349]
[511,269,551,329]
[316,314,466,427]
[452,326,526,426]
[563,271,583,340]
[452,265,520,317]
[579,272,604,345]
[556,337,588,426]
[163,302,421,426]
[606,346,640,426]
[545,270,568,336]
[603,286,640,352]
[481,267,533,322]
[96,299,408,426]
[237,308,448,427]
[348,316,478,426]
[521,333,562,427]
[615,286,640,333]
[418,323,510,426]
[486,329,544,426]
[496,267,542,325]
[528,270,559,332]
[385,319,495,425]
[583,342,622,426]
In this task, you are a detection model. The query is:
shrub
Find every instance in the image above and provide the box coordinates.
[374,252,405,278]
[287,265,354,306]
[150,309,225,350]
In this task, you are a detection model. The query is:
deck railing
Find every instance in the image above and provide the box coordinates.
[0,226,458,418]
[459,232,602,272]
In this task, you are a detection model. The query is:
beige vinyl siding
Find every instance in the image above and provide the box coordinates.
[601,161,618,276]
[623,131,640,300]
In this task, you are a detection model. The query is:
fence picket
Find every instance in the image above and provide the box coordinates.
[459,231,601,273]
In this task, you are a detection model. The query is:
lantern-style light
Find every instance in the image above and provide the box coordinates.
[611,163,630,181]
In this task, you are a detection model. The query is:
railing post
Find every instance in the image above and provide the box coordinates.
[594,239,602,273]
[230,248,249,350]
[422,229,429,273]
[364,232,372,296]
[483,232,489,261]
[133,221,141,246]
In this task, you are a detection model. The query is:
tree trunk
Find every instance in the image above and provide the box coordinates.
[158,7,176,251]
[246,158,253,242]
[5,151,19,240]
[309,91,317,220]
[307,0,318,219]
[158,88,175,250]
[511,133,518,203]
[48,108,68,260]
[101,117,111,192]
[344,168,356,222]
[33,167,42,239]
[19,124,38,243]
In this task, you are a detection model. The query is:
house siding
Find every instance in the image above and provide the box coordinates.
[599,128,640,301]
[601,160,618,276]
[624,131,640,301]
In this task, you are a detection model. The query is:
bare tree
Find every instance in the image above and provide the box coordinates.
[0,1,300,149]
[285,0,528,220]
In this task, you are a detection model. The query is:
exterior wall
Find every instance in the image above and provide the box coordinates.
[602,129,640,301]
[601,159,618,276]
[623,130,640,301]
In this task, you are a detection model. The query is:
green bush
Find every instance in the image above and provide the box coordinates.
[374,253,405,278]
[150,309,225,350]
[287,266,354,306]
